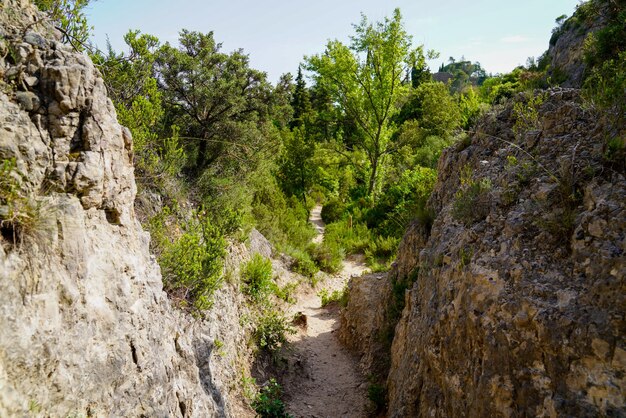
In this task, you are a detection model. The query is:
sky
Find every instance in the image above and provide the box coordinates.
[87,0,582,84]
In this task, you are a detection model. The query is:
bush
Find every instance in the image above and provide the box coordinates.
[242,254,274,303]
[273,282,298,304]
[287,248,319,278]
[153,210,225,310]
[318,287,348,307]
[308,242,344,274]
[365,167,437,238]
[321,199,346,224]
[252,378,293,418]
[324,219,371,255]
[252,178,316,251]
[367,383,387,413]
[254,310,295,353]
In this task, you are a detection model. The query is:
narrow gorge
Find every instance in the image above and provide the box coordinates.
[0,0,624,417]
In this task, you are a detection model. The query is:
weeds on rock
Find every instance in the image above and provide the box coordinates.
[0,158,50,248]
[512,91,546,138]
[452,164,492,226]
[242,254,274,303]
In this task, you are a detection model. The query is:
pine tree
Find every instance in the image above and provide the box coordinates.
[290,66,312,129]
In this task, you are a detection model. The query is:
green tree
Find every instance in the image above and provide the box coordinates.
[155,30,275,174]
[290,66,312,129]
[396,81,461,137]
[306,9,424,198]
[277,127,315,206]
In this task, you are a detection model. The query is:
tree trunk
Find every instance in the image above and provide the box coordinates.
[368,157,378,198]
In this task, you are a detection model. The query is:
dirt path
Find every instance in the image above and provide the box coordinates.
[282,205,369,418]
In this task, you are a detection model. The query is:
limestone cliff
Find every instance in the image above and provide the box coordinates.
[0,2,257,416]
[343,88,625,417]
[545,1,608,88]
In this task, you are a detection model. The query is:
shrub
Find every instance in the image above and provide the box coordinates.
[364,167,436,238]
[252,378,293,418]
[320,199,346,224]
[324,219,371,255]
[308,242,344,274]
[254,310,295,353]
[242,254,274,303]
[273,282,298,304]
[318,287,348,307]
[252,179,316,251]
[367,383,387,413]
[34,0,91,49]
[368,235,398,258]
[156,212,225,310]
[287,248,319,278]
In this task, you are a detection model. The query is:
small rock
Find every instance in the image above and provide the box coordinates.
[15,91,40,111]
[24,32,46,48]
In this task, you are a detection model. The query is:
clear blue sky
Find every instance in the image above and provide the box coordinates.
[88,0,582,84]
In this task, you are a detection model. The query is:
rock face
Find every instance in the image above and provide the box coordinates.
[0,2,256,417]
[546,2,607,88]
[343,89,625,417]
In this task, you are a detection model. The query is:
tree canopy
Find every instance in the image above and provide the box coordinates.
[306,8,426,198]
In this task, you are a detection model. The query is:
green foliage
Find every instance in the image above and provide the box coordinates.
[251,378,293,418]
[512,92,546,137]
[0,158,45,246]
[308,241,344,274]
[320,199,346,224]
[458,87,484,129]
[318,287,348,307]
[306,9,426,197]
[583,48,626,114]
[396,81,461,137]
[367,383,387,412]
[254,310,295,353]
[273,282,298,304]
[252,174,316,251]
[151,210,225,310]
[287,248,319,278]
[365,167,437,237]
[155,30,275,175]
[452,165,492,226]
[242,254,274,303]
[277,127,315,204]
[34,0,91,49]
[324,218,372,255]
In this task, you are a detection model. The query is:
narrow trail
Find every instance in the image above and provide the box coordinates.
[282,205,369,418]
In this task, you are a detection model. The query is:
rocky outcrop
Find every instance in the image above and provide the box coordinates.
[0,2,258,416]
[343,89,625,417]
[339,272,390,378]
[546,2,607,88]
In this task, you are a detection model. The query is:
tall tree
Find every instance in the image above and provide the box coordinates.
[306,9,425,198]
[155,30,274,174]
[290,66,312,129]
